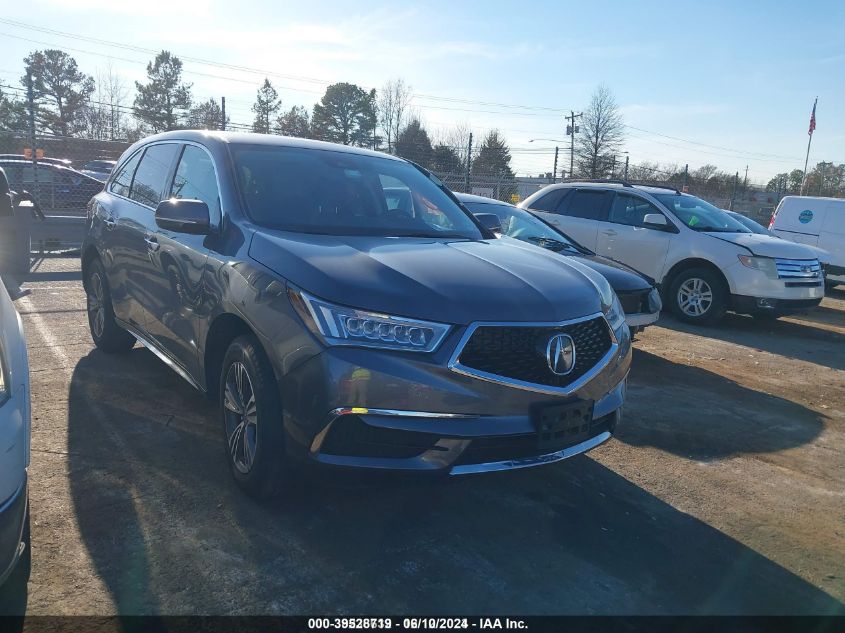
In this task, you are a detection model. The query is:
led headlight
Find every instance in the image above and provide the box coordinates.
[738,255,778,279]
[288,287,451,353]
[0,341,9,407]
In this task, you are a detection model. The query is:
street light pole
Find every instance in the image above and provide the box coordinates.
[565,110,582,180]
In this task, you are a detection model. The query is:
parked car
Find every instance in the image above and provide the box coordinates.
[82,131,631,498]
[81,159,117,182]
[0,277,31,598]
[0,154,72,168]
[519,181,824,324]
[769,196,845,287]
[0,160,104,213]
[456,192,661,331]
[724,210,834,287]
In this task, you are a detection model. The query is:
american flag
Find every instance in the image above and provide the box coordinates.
[808,98,817,136]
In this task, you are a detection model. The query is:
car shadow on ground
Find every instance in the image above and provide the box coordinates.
[63,348,845,615]
[617,349,827,459]
[657,311,845,371]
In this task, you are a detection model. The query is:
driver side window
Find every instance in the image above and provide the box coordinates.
[609,194,662,227]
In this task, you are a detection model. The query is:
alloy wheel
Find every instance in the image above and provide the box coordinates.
[87,272,105,338]
[677,277,713,317]
[223,361,258,474]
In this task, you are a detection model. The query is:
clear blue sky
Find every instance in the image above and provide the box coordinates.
[1,0,842,183]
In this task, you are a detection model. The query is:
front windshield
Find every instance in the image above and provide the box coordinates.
[728,212,770,235]
[461,200,584,252]
[232,144,482,239]
[654,193,751,233]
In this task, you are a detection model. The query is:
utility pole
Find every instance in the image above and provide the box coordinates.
[818,161,826,195]
[683,164,689,191]
[565,110,582,180]
[730,171,739,210]
[26,70,38,188]
[743,165,748,190]
[624,154,629,181]
[464,132,473,192]
[221,96,227,131]
[552,146,559,183]
[610,155,617,178]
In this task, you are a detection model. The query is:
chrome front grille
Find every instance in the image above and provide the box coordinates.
[447,314,618,395]
[775,258,821,279]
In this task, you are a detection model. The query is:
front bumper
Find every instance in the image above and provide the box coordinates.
[279,320,631,474]
[731,294,823,315]
[0,472,27,587]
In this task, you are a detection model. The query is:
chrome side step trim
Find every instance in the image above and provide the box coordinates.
[123,323,204,392]
[449,431,612,475]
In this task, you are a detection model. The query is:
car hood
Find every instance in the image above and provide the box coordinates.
[249,231,603,325]
[558,251,652,292]
[706,232,824,259]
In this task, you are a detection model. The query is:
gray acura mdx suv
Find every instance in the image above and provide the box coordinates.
[81,131,631,498]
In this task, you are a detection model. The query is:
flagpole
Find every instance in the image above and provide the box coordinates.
[800,96,817,196]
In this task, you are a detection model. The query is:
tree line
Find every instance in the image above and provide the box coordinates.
[2,47,842,198]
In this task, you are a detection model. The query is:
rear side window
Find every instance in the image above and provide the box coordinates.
[130,144,179,208]
[608,194,662,227]
[528,187,570,213]
[561,189,613,221]
[110,151,142,198]
[170,145,222,223]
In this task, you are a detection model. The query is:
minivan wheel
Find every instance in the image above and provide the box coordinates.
[219,335,285,499]
[85,259,135,353]
[669,268,727,325]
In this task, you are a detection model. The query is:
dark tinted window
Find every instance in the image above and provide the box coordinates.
[130,144,178,208]
[231,145,482,238]
[608,193,662,227]
[110,151,142,198]
[170,145,221,223]
[562,189,612,220]
[528,187,570,212]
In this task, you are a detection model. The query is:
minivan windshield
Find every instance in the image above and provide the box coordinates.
[654,193,751,233]
[231,145,482,239]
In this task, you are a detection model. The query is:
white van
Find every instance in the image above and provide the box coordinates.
[519,182,825,324]
[769,196,845,286]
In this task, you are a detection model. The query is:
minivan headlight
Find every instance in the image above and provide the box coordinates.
[738,255,778,279]
[288,287,451,353]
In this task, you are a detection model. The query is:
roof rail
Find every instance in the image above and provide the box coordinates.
[626,181,682,194]
[563,179,633,187]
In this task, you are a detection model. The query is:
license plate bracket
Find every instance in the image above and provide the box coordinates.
[533,400,595,452]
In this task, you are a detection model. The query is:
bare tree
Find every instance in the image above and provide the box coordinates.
[377,78,412,154]
[82,62,128,140]
[435,121,477,172]
[576,84,625,178]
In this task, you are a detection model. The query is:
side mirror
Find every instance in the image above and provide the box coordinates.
[643,213,669,230]
[474,212,503,235]
[155,198,212,235]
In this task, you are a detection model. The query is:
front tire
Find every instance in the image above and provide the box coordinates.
[669,267,728,325]
[219,335,286,499]
[85,258,135,353]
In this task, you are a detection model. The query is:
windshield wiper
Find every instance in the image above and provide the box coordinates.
[526,236,577,251]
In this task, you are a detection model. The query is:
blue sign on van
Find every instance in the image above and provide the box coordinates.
[799,209,814,224]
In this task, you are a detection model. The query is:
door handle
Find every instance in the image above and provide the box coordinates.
[103,215,116,229]
[144,236,160,252]
[601,229,617,236]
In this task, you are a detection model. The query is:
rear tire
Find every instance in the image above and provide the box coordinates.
[668,267,728,325]
[219,335,286,499]
[85,258,135,353]
[0,503,30,615]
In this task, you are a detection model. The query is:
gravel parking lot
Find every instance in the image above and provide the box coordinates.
[9,256,845,615]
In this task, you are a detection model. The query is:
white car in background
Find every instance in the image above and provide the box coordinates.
[0,278,30,601]
[724,210,834,287]
[519,182,824,324]
[769,196,845,288]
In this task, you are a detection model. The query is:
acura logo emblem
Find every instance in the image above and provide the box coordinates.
[546,333,576,376]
